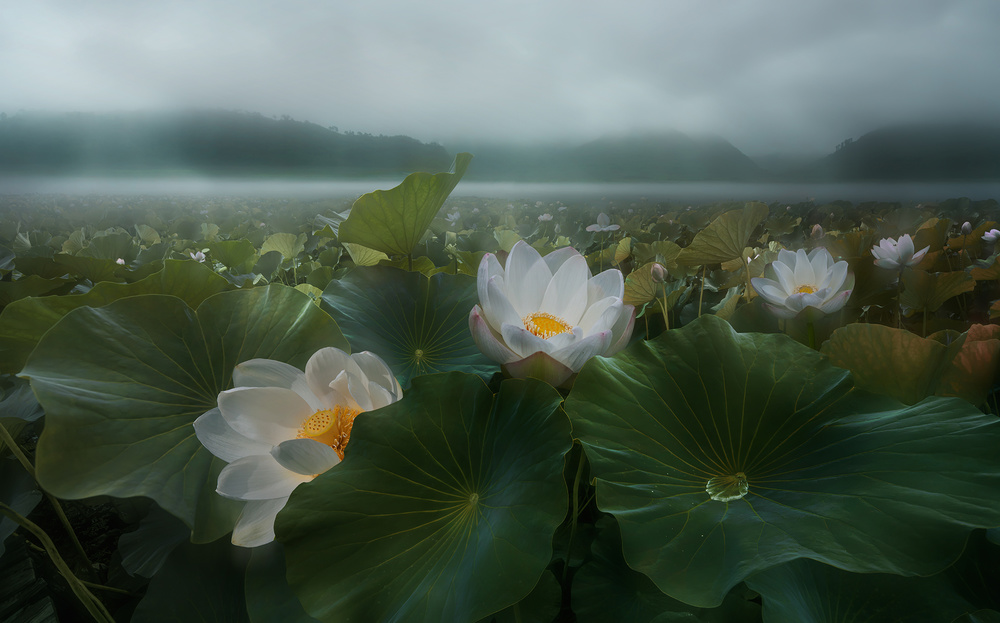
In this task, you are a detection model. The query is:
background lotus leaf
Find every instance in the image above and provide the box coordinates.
[900,267,975,313]
[675,202,768,266]
[276,373,571,623]
[21,286,349,541]
[321,266,495,388]
[0,259,232,373]
[338,153,472,257]
[564,314,1000,607]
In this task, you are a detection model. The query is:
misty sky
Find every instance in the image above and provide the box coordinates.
[3,0,999,155]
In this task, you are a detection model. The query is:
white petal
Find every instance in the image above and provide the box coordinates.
[751,278,788,306]
[587,299,625,335]
[193,407,272,463]
[874,257,901,270]
[305,348,363,408]
[897,234,915,262]
[605,305,636,356]
[484,276,522,331]
[544,325,583,350]
[477,253,504,318]
[366,382,397,410]
[819,260,849,293]
[550,330,613,371]
[217,454,311,501]
[232,359,321,411]
[909,246,930,266]
[818,289,852,314]
[578,296,618,331]
[542,246,582,275]
[587,269,624,305]
[330,370,367,411]
[470,307,520,364]
[218,387,313,446]
[771,260,797,295]
[504,241,551,314]
[793,249,816,288]
[539,254,589,324]
[231,498,289,547]
[351,351,401,399]
[501,323,553,357]
[271,439,341,476]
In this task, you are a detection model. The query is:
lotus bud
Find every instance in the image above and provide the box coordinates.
[651,263,668,284]
[811,224,824,238]
[962,222,973,236]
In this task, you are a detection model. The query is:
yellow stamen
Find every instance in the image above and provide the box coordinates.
[523,312,572,339]
[795,285,817,294]
[298,405,362,460]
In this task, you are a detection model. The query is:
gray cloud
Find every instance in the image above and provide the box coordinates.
[2,0,999,154]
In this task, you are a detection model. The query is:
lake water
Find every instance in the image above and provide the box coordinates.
[2,175,999,205]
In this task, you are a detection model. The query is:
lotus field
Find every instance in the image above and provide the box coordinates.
[3,153,1000,622]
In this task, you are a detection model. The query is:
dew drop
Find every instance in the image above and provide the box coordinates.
[706,472,749,502]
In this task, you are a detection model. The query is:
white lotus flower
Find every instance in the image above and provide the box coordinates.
[193,348,401,547]
[983,229,1000,244]
[871,234,929,270]
[469,240,635,386]
[189,250,206,262]
[538,213,553,222]
[586,213,620,233]
[751,248,854,320]
[115,258,125,265]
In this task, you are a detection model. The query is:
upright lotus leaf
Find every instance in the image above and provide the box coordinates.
[676,202,768,266]
[564,314,1000,608]
[52,253,122,284]
[261,233,305,263]
[745,559,974,623]
[277,373,571,623]
[935,324,1000,406]
[0,259,232,373]
[0,274,73,307]
[900,267,975,313]
[341,241,389,266]
[339,153,473,257]
[209,239,258,271]
[245,543,319,623]
[820,322,953,404]
[79,231,138,262]
[971,258,1000,281]
[321,266,495,388]
[21,286,349,541]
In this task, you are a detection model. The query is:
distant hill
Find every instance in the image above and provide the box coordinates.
[0,110,452,176]
[806,122,1000,181]
[458,131,765,181]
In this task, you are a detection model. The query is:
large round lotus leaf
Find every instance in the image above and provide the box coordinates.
[276,372,572,623]
[675,202,768,266]
[21,286,349,542]
[321,265,495,388]
[564,314,1000,608]
[745,558,974,623]
[0,259,231,374]
[338,153,472,257]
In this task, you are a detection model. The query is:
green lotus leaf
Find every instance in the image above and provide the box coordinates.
[480,571,562,623]
[321,266,495,388]
[261,232,306,262]
[0,457,43,559]
[21,286,349,541]
[341,241,388,266]
[117,503,190,579]
[209,239,258,271]
[130,538,249,623]
[0,259,232,374]
[676,202,768,266]
[276,373,571,623]
[972,257,1000,281]
[0,274,72,307]
[339,153,472,257]
[820,322,953,404]
[900,267,976,313]
[564,314,1000,607]
[135,223,162,247]
[79,231,138,262]
[745,559,974,622]
[52,252,123,283]
[573,517,759,623]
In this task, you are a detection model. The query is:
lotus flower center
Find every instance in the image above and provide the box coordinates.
[795,285,817,294]
[523,312,572,339]
[298,405,361,460]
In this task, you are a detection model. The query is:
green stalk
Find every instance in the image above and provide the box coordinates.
[0,420,93,570]
[659,282,670,331]
[806,321,817,350]
[562,446,586,583]
[697,265,707,317]
[0,504,115,623]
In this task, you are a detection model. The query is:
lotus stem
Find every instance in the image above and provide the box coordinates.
[0,420,93,571]
[744,256,753,303]
[562,445,586,583]
[697,265,706,317]
[660,282,670,331]
[806,321,817,350]
[0,503,115,623]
